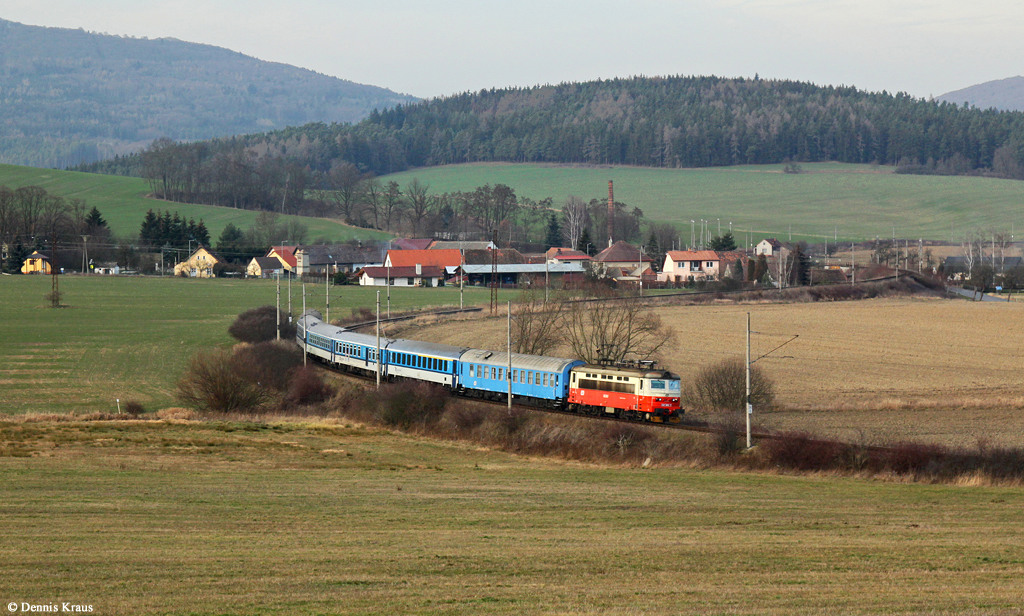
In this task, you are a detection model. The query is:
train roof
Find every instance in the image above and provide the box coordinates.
[387,338,471,360]
[576,364,680,379]
[302,315,393,347]
[460,348,584,373]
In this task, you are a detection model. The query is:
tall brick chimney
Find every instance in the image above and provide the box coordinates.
[607,180,614,247]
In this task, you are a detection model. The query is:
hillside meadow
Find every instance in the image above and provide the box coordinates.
[0,164,390,243]
[386,162,1024,245]
[0,275,490,415]
[1,418,1022,615]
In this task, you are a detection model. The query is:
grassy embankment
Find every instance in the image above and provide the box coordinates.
[1,418,1022,615]
[0,163,390,243]
[0,275,490,415]
[386,162,1024,244]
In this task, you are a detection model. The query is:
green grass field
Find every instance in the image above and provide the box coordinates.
[1,418,1021,615]
[0,164,391,244]
[0,275,491,414]
[386,162,1024,244]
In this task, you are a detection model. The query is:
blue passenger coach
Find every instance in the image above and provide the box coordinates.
[386,339,468,387]
[299,312,387,375]
[457,349,584,408]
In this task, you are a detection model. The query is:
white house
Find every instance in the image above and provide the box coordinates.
[755,238,783,256]
[660,250,721,283]
[358,264,445,287]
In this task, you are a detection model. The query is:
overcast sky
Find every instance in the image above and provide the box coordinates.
[4,1,1022,100]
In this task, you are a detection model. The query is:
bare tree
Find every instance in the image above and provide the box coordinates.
[561,195,589,250]
[511,291,566,355]
[683,357,775,412]
[560,290,675,364]
[381,180,403,233]
[405,178,434,236]
[770,248,794,288]
[363,177,383,230]
[327,161,367,224]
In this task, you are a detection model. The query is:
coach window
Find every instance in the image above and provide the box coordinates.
[512,370,517,383]
[528,372,533,385]
[498,368,503,381]
[543,374,549,387]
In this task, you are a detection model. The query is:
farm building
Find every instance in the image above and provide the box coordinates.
[459,262,586,287]
[295,244,385,277]
[174,246,224,278]
[358,264,445,287]
[389,238,434,251]
[385,249,463,271]
[429,240,496,251]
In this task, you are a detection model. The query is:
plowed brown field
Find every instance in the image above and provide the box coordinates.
[396,297,1024,447]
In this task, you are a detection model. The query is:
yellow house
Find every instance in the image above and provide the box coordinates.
[21,251,52,274]
[246,257,284,278]
[173,246,223,278]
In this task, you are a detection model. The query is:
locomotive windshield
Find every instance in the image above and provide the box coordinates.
[648,379,681,393]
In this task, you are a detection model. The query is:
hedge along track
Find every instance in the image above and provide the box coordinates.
[311,355,909,458]
[306,349,764,443]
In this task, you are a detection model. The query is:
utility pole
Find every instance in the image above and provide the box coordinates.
[301,284,307,367]
[81,235,90,274]
[544,257,549,303]
[376,290,381,389]
[325,271,330,324]
[746,312,752,449]
[507,301,512,410]
[276,271,281,341]
[851,243,855,286]
[460,247,464,310]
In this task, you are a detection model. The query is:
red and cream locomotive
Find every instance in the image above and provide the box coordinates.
[568,361,682,423]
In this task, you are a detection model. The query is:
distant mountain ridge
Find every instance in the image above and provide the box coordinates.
[937,76,1024,111]
[0,18,418,168]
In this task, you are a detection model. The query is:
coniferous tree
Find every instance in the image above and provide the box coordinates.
[194,220,211,247]
[545,213,561,249]
[84,206,106,230]
[710,233,737,251]
[646,230,663,273]
[753,254,768,284]
[578,227,594,255]
[217,223,247,261]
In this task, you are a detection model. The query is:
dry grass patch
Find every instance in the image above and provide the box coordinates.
[1,418,1023,614]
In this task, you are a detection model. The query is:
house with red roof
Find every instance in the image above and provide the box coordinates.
[267,246,298,271]
[358,264,445,287]
[545,247,592,265]
[384,249,463,270]
[591,241,654,282]
[660,250,721,283]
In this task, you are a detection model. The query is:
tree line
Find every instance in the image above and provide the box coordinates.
[0,185,112,273]
[80,75,1024,179]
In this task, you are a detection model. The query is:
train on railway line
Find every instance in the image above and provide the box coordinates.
[297,312,682,423]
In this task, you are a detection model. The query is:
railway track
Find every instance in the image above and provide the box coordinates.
[312,356,771,439]
[313,359,906,455]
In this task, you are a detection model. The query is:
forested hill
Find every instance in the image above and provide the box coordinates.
[220,75,1024,178]
[0,18,418,169]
